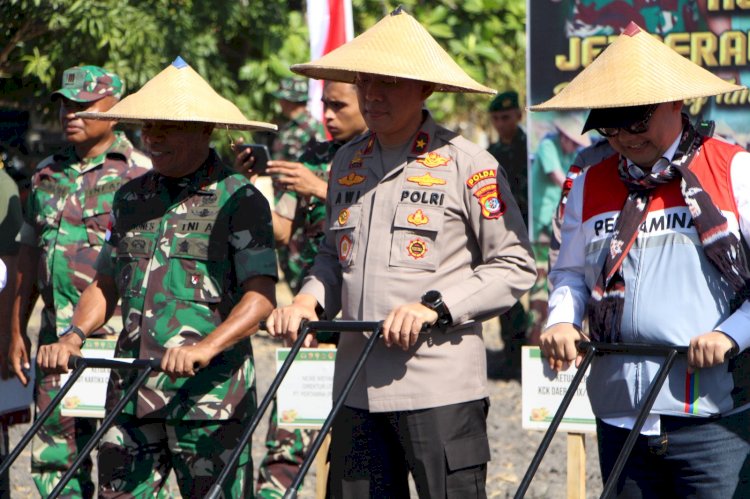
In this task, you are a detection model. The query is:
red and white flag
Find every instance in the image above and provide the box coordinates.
[306,0,354,122]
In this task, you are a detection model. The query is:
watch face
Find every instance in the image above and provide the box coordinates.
[423,290,441,304]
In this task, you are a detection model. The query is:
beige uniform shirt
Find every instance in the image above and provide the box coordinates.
[301,113,536,412]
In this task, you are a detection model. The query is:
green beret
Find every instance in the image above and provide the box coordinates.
[488,90,519,112]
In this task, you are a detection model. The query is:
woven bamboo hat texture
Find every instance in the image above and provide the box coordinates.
[291,7,495,95]
[77,57,277,131]
[531,22,743,111]
[553,113,592,147]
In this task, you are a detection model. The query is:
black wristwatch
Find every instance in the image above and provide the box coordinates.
[420,290,452,328]
[60,324,86,347]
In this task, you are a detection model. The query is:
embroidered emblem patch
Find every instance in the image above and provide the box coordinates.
[406,172,447,187]
[349,150,363,169]
[337,208,350,226]
[407,209,429,226]
[337,172,366,186]
[411,131,430,155]
[407,238,428,259]
[466,169,497,189]
[339,235,352,262]
[473,184,505,219]
[416,152,450,168]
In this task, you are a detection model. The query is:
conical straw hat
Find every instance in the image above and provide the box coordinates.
[77,57,277,131]
[531,22,743,111]
[291,7,495,95]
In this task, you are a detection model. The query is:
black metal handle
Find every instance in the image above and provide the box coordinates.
[66,355,164,371]
[207,319,385,499]
[578,341,689,356]
[515,342,688,498]
[0,356,165,477]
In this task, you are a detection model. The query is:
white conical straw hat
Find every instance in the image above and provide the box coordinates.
[291,7,495,95]
[78,57,277,131]
[531,22,743,111]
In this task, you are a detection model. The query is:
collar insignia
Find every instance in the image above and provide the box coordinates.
[362,135,376,155]
[411,131,430,155]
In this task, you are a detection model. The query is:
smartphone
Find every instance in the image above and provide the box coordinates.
[237,143,271,175]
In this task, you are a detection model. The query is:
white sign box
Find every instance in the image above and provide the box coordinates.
[60,339,117,418]
[275,348,336,429]
[521,346,596,433]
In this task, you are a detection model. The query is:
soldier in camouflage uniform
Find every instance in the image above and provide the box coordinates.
[270,77,326,165]
[37,57,278,497]
[6,65,151,498]
[255,81,367,498]
[268,77,326,289]
[487,90,531,374]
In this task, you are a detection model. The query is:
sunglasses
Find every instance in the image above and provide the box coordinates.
[596,104,658,137]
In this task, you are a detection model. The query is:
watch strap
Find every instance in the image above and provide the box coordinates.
[62,325,87,346]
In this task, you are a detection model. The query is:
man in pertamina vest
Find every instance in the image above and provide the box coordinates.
[537,22,750,497]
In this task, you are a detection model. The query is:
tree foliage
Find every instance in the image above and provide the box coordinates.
[1,0,525,134]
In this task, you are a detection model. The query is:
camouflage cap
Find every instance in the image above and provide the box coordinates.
[271,77,309,103]
[51,65,124,103]
[488,90,519,112]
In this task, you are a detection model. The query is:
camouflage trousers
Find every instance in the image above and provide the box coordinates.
[32,371,97,499]
[529,241,550,345]
[98,413,253,498]
[256,402,317,498]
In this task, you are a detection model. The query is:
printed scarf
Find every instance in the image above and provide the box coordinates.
[588,117,750,342]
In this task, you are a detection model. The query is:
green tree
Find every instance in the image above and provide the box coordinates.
[1,0,525,139]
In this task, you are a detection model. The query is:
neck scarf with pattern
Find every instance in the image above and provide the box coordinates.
[588,116,750,342]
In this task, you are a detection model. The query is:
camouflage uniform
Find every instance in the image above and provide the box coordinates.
[17,131,150,498]
[95,150,277,497]
[270,107,325,292]
[257,139,341,498]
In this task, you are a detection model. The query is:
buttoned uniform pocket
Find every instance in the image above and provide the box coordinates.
[167,235,227,303]
[116,235,155,298]
[389,204,445,271]
[329,204,362,269]
[82,206,110,246]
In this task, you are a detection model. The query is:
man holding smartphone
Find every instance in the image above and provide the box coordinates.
[255,80,367,497]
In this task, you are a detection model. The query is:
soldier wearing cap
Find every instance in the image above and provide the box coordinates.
[5,65,151,498]
[487,90,532,375]
[267,9,536,497]
[487,90,527,223]
[270,76,326,164]
[37,57,278,497]
[538,23,750,496]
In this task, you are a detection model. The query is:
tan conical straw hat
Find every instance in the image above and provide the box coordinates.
[291,7,495,95]
[77,57,277,131]
[531,22,743,111]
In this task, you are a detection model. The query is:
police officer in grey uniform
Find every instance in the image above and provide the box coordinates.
[266,8,536,498]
